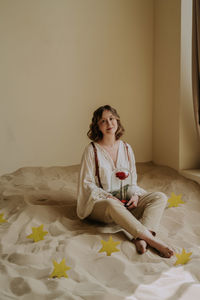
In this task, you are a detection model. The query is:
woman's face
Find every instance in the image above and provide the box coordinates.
[98,110,118,137]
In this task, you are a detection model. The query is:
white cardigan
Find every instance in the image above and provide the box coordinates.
[77,140,146,219]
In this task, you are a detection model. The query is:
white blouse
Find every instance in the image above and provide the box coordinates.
[77,140,146,219]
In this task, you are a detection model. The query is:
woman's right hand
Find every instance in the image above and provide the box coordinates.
[125,194,139,210]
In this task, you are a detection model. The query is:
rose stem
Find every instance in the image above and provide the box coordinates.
[120,180,122,200]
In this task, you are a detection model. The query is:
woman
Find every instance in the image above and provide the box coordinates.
[77,105,173,257]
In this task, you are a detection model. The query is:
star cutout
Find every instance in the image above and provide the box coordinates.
[174,248,192,266]
[0,213,7,223]
[27,224,48,242]
[50,258,71,278]
[168,192,185,207]
[99,236,121,256]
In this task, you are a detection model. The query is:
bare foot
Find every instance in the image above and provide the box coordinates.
[139,231,174,258]
[149,240,174,258]
[134,239,147,254]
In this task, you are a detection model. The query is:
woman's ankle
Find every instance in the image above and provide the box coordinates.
[138,230,155,243]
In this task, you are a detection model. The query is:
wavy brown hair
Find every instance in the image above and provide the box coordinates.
[87,105,125,141]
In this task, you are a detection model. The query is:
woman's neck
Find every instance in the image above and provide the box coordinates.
[99,136,117,147]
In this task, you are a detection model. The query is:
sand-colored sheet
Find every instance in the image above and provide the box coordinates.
[0,163,200,300]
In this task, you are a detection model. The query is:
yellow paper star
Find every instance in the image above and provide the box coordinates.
[0,213,7,223]
[27,224,48,242]
[99,236,121,256]
[50,258,71,278]
[174,248,192,266]
[168,192,185,207]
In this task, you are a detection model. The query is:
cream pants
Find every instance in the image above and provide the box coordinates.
[88,192,168,239]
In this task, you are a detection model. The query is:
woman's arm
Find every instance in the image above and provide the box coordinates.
[77,144,115,219]
[126,144,147,198]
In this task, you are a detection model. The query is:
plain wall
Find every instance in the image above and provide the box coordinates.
[153,0,200,171]
[0,0,154,175]
[153,0,181,170]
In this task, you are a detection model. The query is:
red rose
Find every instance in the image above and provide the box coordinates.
[115,171,129,180]
[121,199,128,204]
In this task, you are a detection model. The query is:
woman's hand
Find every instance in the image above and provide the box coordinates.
[125,194,139,210]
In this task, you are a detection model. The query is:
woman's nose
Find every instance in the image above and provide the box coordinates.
[107,119,111,126]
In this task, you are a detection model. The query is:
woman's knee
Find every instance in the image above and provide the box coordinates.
[152,192,168,205]
[99,198,124,223]
[106,198,123,209]
[95,199,120,212]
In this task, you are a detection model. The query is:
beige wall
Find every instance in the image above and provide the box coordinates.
[0,0,154,175]
[1,0,199,176]
[153,0,200,171]
[153,0,181,170]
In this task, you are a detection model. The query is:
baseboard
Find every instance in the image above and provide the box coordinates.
[179,169,200,185]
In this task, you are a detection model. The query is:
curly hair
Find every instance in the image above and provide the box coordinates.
[87,105,125,141]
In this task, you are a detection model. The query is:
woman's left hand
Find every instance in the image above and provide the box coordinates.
[125,194,139,210]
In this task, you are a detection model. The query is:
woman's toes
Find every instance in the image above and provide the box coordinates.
[168,248,174,257]
[163,248,174,258]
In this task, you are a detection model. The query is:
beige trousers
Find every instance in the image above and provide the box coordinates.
[88,192,168,239]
